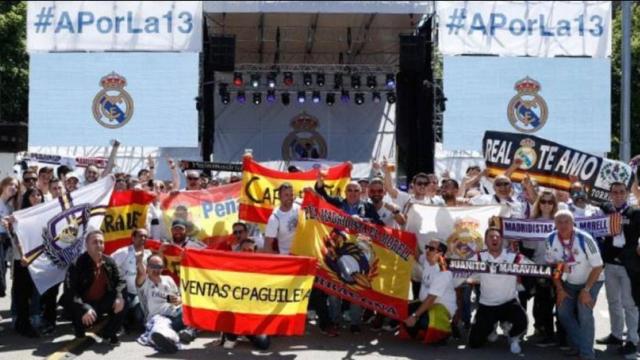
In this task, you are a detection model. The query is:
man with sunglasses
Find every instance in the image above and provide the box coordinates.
[595,182,640,357]
[184,170,201,191]
[136,254,190,353]
[565,181,601,218]
[470,175,526,219]
[111,228,152,332]
[468,228,528,354]
[403,239,456,344]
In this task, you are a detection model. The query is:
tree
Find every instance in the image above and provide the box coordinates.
[0,1,27,124]
[610,3,640,159]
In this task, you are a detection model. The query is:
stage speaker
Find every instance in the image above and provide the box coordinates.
[399,34,427,74]
[209,35,236,72]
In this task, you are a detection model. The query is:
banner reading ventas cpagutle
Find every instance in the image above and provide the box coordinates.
[483,131,633,204]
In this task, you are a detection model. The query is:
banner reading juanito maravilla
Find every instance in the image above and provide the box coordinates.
[483,131,633,204]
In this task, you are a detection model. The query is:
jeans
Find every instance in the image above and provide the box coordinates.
[557,281,603,360]
[123,292,146,332]
[328,296,362,326]
[604,264,639,344]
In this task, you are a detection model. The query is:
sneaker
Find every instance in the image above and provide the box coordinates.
[617,342,637,357]
[350,325,362,334]
[151,332,178,354]
[382,323,399,333]
[536,337,558,348]
[106,335,120,346]
[179,328,197,344]
[595,334,623,345]
[509,337,522,354]
[487,330,499,343]
[222,339,237,349]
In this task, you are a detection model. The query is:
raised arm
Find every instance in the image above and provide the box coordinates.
[102,140,121,177]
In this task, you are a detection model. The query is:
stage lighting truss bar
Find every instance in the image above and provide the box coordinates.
[232,64,397,74]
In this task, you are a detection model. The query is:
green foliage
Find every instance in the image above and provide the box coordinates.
[0,1,28,123]
[610,4,640,159]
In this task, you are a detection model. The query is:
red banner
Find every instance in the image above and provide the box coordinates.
[101,190,156,254]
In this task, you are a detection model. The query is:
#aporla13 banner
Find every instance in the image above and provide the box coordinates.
[29,52,199,147]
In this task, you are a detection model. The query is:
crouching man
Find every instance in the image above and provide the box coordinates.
[63,230,126,344]
[402,239,457,344]
[136,253,196,353]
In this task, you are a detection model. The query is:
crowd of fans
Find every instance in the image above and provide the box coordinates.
[0,155,639,360]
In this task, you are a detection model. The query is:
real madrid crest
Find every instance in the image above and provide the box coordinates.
[446,218,484,259]
[514,138,538,170]
[92,72,134,129]
[282,112,328,161]
[507,76,548,133]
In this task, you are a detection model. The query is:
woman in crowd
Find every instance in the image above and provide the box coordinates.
[0,177,20,298]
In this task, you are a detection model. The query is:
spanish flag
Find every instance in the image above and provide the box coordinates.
[291,190,416,321]
[239,156,351,224]
[101,190,156,254]
[145,239,185,284]
[180,248,317,335]
[159,182,241,246]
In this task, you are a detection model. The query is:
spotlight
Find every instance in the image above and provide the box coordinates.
[366,75,377,89]
[303,73,313,86]
[252,92,262,105]
[297,91,306,103]
[340,90,350,103]
[351,75,361,89]
[326,93,335,106]
[334,73,343,90]
[312,91,321,103]
[354,92,365,105]
[316,73,325,87]
[387,91,397,104]
[266,89,276,103]
[250,74,260,88]
[385,74,396,89]
[281,92,290,105]
[372,91,381,103]
[221,92,230,104]
[267,72,277,88]
[237,91,246,104]
[233,72,243,87]
[283,72,294,86]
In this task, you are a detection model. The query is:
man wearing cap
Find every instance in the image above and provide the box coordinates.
[37,167,54,201]
[403,239,457,344]
[468,228,528,354]
[546,210,604,360]
[183,170,201,191]
[65,172,81,193]
[169,219,205,249]
[111,228,152,332]
[595,182,640,357]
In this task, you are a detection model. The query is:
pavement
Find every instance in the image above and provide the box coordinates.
[0,276,638,360]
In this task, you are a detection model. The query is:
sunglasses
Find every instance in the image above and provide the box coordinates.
[495,182,511,187]
[23,177,37,182]
[415,181,434,187]
[187,177,199,181]
[346,189,360,193]
[148,264,164,270]
[426,245,438,252]
[233,230,245,235]
[539,199,554,205]
[369,189,384,194]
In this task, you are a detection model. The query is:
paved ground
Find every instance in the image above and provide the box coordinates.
[0,276,637,360]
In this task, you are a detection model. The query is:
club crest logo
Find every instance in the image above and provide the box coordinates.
[446,218,484,260]
[282,112,327,161]
[514,138,538,170]
[92,72,134,129]
[594,159,632,190]
[322,229,379,290]
[507,77,548,133]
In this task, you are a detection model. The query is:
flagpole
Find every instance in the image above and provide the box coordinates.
[620,1,632,162]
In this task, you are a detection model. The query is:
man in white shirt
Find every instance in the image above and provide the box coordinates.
[468,228,528,354]
[263,183,299,255]
[470,175,525,219]
[545,210,604,360]
[403,239,457,344]
[111,228,152,332]
[367,178,405,229]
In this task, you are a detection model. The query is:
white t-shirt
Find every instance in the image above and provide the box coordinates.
[111,245,152,295]
[470,194,526,219]
[376,205,400,229]
[264,203,300,255]
[419,262,457,316]
[394,191,445,215]
[147,202,166,241]
[138,275,181,320]
[472,250,520,306]
[545,229,604,285]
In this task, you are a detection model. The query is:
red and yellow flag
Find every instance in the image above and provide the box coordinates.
[239,156,351,224]
[159,182,241,246]
[145,239,185,284]
[180,248,317,336]
[101,190,156,254]
[291,190,416,321]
